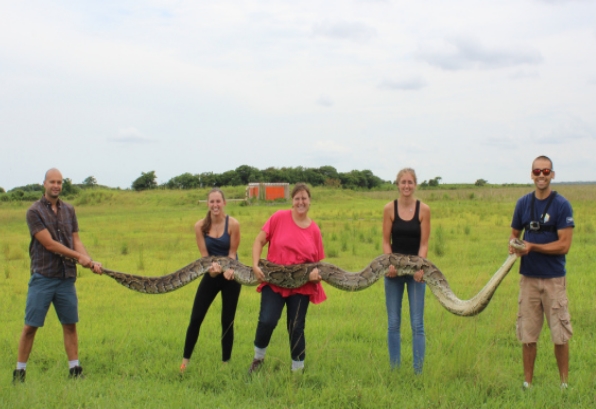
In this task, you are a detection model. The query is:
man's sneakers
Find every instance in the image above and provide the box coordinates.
[13,366,85,382]
[12,369,26,384]
[522,381,569,391]
[69,365,84,379]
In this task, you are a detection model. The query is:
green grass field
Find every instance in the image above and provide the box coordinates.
[2,185,595,408]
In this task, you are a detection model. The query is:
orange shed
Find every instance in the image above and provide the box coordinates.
[246,183,290,201]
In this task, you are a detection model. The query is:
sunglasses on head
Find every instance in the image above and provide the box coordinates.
[532,168,552,176]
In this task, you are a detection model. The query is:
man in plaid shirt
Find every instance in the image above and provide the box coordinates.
[13,168,103,383]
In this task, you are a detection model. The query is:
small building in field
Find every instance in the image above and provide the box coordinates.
[246,183,290,201]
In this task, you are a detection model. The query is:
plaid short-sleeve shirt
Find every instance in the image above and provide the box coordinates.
[27,196,79,279]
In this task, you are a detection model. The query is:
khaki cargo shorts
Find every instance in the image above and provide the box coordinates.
[516,275,572,345]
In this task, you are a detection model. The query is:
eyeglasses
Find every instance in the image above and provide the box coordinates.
[532,168,552,176]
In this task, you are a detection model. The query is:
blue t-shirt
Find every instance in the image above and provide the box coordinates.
[511,191,574,278]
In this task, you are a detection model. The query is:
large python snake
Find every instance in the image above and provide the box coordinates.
[101,239,525,317]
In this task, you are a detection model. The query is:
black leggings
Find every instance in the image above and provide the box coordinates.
[183,273,241,361]
[254,285,310,361]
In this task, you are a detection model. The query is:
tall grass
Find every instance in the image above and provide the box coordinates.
[2,185,596,408]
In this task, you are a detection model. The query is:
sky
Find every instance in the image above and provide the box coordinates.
[1,0,595,190]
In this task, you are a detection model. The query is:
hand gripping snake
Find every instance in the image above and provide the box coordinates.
[100,239,525,317]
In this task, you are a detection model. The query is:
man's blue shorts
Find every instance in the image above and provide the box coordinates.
[25,273,78,327]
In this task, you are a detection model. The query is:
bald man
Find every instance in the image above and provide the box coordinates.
[13,168,103,383]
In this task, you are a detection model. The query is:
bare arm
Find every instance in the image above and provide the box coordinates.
[418,202,431,259]
[34,229,102,273]
[511,227,573,256]
[194,219,222,277]
[73,232,102,274]
[252,230,268,282]
[227,217,240,259]
[223,217,241,280]
[382,202,394,255]
[412,202,431,282]
[382,202,399,277]
[194,220,210,258]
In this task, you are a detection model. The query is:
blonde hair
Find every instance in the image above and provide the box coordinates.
[394,168,417,185]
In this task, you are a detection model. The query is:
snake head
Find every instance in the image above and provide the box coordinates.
[509,238,526,251]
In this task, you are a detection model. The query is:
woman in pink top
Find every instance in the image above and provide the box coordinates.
[248,183,325,374]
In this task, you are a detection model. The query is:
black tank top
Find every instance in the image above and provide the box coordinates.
[391,200,421,255]
[204,215,232,257]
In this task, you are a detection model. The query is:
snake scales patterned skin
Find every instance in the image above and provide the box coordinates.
[101,239,525,317]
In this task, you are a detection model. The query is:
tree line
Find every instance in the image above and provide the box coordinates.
[132,165,389,191]
[0,165,391,200]
[0,178,86,202]
[1,165,461,200]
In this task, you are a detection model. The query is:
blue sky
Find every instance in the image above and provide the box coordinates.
[1,0,595,190]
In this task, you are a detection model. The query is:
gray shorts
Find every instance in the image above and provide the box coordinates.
[25,273,78,327]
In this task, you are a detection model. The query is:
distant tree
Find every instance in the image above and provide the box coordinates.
[324,178,341,188]
[9,183,43,193]
[61,178,80,195]
[428,176,442,187]
[218,170,239,186]
[420,180,429,188]
[283,166,304,184]
[361,169,383,189]
[0,187,5,193]
[134,165,388,189]
[166,173,200,189]
[132,171,158,191]
[261,167,284,183]
[338,171,357,188]
[475,179,488,187]
[235,165,262,185]
[198,172,219,188]
[304,168,326,186]
[279,167,301,183]
[83,176,97,187]
[317,166,339,181]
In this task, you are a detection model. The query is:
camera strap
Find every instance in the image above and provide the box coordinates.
[527,191,557,232]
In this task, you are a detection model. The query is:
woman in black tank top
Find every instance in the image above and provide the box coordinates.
[180,189,242,373]
[382,168,431,374]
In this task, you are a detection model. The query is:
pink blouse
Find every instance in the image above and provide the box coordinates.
[256,210,327,304]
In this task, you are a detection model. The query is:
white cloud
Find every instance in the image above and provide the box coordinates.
[108,127,155,144]
[378,77,427,91]
[482,136,521,149]
[534,117,595,143]
[316,95,334,107]
[314,140,351,154]
[417,36,543,71]
[312,20,377,42]
[508,69,540,80]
